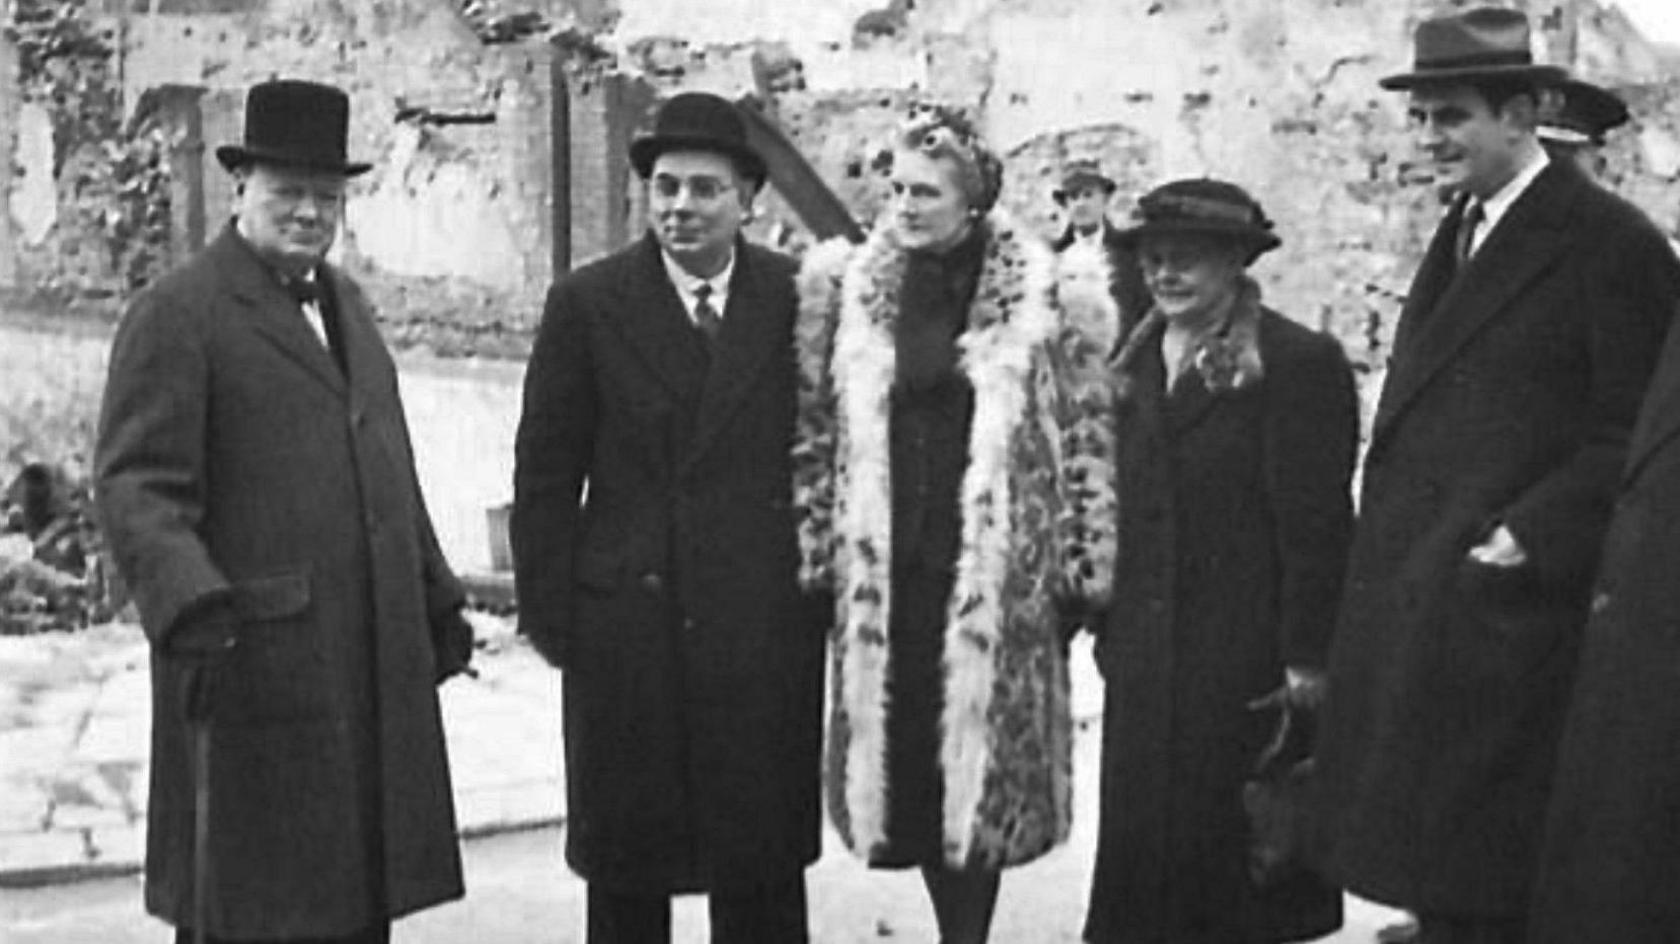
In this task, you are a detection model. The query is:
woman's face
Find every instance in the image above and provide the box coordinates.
[1137,234,1246,324]
[889,149,974,252]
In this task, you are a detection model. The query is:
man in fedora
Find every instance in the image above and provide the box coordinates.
[1537,78,1631,178]
[1315,9,1680,944]
[1050,159,1149,332]
[96,78,475,944]
[511,91,826,942]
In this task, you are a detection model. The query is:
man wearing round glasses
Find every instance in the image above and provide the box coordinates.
[512,92,827,942]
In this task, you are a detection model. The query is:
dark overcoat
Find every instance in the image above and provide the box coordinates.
[1086,299,1355,944]
[1530,299,1680,944]
[95,226,467,938]
[1052,221,1151,335]
[511,234,826,893]
[1318,160,1680,917]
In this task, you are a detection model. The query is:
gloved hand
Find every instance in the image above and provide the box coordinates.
[431,606,476,684]
[166,598,239,722]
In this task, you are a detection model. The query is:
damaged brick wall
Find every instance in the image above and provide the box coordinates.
[602,0,1680,386]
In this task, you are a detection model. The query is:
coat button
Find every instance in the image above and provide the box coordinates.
[683,617,697,632]
[1590,591,1612,616]
[638,572,664,593]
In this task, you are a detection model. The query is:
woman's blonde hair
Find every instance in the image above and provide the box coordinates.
[893,102,1004,215]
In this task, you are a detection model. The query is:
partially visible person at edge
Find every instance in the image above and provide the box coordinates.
[510,91,829,942]
[94,79,475,944]
[1050,159,1152,335]
[1314,9,1680,944]
[791,103,1121,944]
[1526,192,1680,944]
[1082,178,1357,944]
[1536,77,1629,180]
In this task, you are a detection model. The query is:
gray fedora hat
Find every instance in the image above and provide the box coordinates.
[1380,7,1566,91]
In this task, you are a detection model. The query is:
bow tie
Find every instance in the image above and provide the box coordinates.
[285,277,321,305]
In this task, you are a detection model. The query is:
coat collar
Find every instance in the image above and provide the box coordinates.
[1112,276,1264,433]
[207,223,349,396]
[607,232,788,472]
[1372,161,1585,446]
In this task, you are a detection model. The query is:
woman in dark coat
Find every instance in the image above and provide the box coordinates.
[1083,179,1357,944]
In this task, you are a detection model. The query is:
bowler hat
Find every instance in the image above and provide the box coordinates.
[1379,7,1566,91]
[1053,159,1117,205]
[629,92,768,186]
[215,80,371,176]
[1538,78,1630,147]
[1113,178,1281,264]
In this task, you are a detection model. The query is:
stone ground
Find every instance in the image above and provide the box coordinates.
[0,621,1404,941]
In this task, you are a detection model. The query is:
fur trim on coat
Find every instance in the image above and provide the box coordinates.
[1111,275,1266,400]
[792,212,1119,869]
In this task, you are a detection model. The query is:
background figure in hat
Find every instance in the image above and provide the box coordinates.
[1081,178,1355,944]
[511,91,828,942]
[1314,8,1680,944]
[94,78,475,944]
[1537,78,1630,178]
[1050,159,1151,336]
[792,102,1119,944]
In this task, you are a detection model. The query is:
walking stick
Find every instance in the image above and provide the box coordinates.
[184,664,213,944]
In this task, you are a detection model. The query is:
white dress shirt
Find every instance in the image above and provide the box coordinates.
[1464,148,1550,258]
[661,250,735,325]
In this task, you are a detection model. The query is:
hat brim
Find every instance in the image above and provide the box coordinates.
[216,144,372,177]
[629,134,768,185]
[1114,219,1282,263]
[1378,62,1567,91]
[1053,174,1118,204]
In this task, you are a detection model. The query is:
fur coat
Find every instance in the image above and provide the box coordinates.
[793,215,1119,869]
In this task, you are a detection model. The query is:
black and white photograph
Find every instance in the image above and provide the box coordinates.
[3,1,1680,941]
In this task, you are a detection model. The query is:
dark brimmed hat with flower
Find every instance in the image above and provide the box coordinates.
[215,79,372,177]
[1113,178,1281,265]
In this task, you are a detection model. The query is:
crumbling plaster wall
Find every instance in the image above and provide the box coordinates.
[113,0,555,354]
[608,0,1680,385]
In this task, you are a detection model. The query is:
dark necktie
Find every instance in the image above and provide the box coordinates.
[693,284,723,343]
[1455,200,1485,267]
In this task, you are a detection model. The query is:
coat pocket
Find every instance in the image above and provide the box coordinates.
[230,571,312,621]
[221,568,331,725]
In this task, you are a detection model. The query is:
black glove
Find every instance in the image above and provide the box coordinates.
[431,606,476,684]
[166,598,238,722]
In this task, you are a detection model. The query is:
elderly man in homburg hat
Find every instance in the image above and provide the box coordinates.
[1050,159,1150,333]
[95,79,476,943]
[511,91,827,942]
[1315,9,1680,944]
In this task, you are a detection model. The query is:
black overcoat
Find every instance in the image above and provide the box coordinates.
[1318,160,1680,916]
[95,226,467,938]
[511,234,826,893]
[1086,306,1355,944]
[1530,296,1680,944]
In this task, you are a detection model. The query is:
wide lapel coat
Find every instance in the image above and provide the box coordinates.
[95,225,466,939]
[511,233,826,893]
[1320,159,1680,916]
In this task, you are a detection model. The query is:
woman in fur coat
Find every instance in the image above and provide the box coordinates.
[792,104,1119,943]
[1083,178,1356,944]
